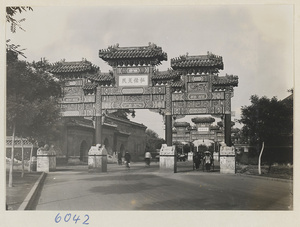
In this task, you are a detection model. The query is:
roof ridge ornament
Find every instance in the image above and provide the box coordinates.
[148,42,158,49]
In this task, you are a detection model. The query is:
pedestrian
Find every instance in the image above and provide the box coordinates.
[193,151,201,170]
[145,151,152,166]
[117,152,122,165]
[203,151,212,171]
[124,151,131,168]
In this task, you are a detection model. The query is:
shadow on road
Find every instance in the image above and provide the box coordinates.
[89,181,170,195]
[78,174,158,182]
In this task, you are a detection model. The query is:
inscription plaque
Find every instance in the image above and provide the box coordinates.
[160,144,176,156]
[188,108,207,114]
[117,67,150,74]
[65,79,83,86]
[121,102,145,108]
[191,75,209,82]
[188,93,208,100]
[119,75,149,86]
[63,97,81,103]
[62,111,80,116]
[122,88,144,94]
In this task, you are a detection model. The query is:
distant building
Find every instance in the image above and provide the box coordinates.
[54,115,146,164]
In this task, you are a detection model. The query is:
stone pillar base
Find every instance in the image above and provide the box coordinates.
[88,144,107,173]
[220,145,235,174]
[159,144,177,173]
[37,156,49,172]
[37,147,56,172]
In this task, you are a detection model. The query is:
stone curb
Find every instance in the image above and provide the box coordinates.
[235,173,293,183]
[18,172,47,210]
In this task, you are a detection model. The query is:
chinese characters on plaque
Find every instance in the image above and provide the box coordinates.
[119,75,149,87]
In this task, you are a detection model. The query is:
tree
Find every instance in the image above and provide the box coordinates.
[6,6,33,186]
[7,54,61,138]
[109,109,136,120]
[182,143,191,154]
[6,7,33,58]
[7,52,61,186]
[145,129,165,153]
[217,120,235,128]
[6,7,33,32]
[239,95,293,170]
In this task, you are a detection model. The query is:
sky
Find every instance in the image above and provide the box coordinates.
[5,4,294,138]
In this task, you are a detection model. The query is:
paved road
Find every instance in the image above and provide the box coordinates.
[35,162,292,210]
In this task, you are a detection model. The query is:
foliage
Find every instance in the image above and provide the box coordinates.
[6,51,62,144]
[6,7,33,33]
[217,120,235,128]
[145,128,165,153]
[6,39,27,59]
[197,144,214,153]
[183,143,192,153]
[6,7,33,58]
[239,95,293,163]
[110,109,133,120]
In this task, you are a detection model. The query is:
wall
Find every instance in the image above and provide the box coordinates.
[104,116,147,161]
[67,127,94,159]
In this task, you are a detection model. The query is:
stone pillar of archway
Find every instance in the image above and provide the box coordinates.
[94,86,102,145]
[224,91,232,146]
[160,83,177,173]
[165,83,173,146]
[224,114,232,146]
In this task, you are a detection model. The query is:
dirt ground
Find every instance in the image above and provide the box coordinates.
[236,164,293,180]
[6,169,41,210]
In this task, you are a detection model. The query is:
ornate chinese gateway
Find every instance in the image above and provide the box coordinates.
[50,43,238,172]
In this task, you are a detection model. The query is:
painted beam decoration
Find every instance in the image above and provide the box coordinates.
[49,45,238,117]
[99,43,168,110]
[170,53,238,116]
[58,78,97,117]
[49,60,99,117]
[100,65,161,109]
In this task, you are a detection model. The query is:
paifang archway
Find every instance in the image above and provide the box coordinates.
[51,43,238,172]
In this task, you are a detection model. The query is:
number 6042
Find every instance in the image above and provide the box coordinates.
[55,213,89,225]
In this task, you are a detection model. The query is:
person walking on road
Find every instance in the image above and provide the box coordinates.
[203,151,212,171]
[124,151,131,168]
[145,151,152,166]
[193,151,201,170]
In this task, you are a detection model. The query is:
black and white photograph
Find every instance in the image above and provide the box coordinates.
[2,0,299,226]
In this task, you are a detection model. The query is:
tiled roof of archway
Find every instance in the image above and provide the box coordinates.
[99,43,167,61]
[82,83,97,90]
[210,125,220,131]
[86,72,114,82]
[212,74,238,87]
[192,117,215,124]
[50,60,99,74]
[171,80,184,88]
[152,70,180,80]
[174,122,190,127]
[171,52,223,70]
